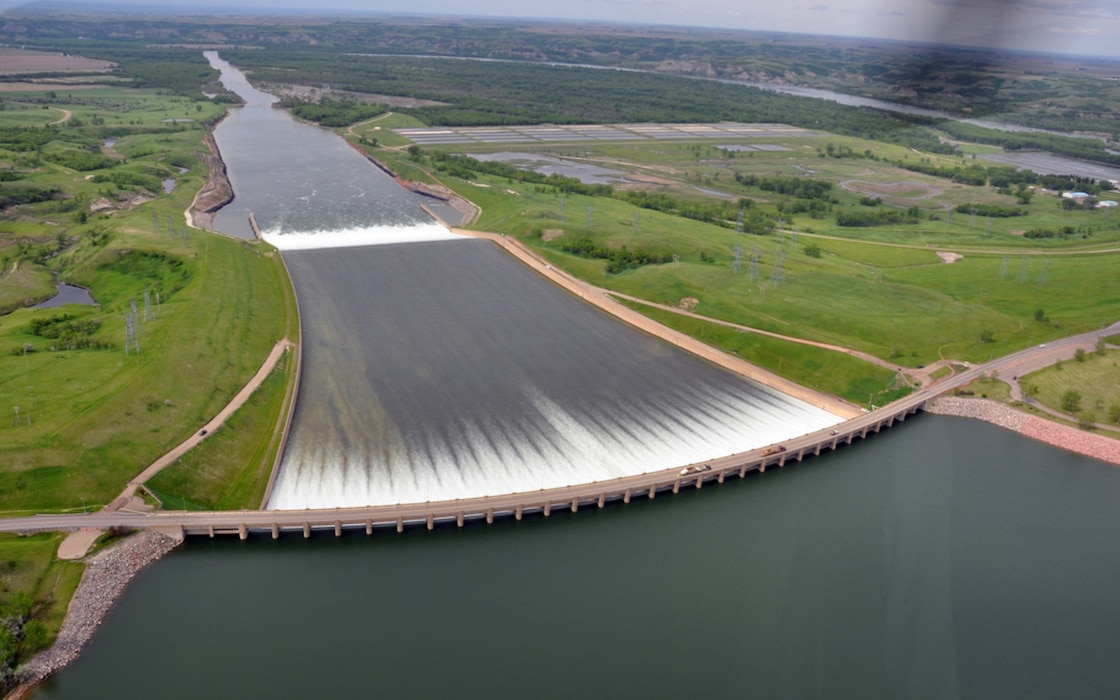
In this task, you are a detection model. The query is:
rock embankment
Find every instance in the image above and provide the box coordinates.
[927,397,1120,466]
[11,532,181,697]
[189,131,234,229]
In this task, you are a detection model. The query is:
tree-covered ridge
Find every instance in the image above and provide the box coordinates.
[4,11,1118,135]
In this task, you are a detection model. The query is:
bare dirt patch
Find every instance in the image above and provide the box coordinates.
[0,48,115,75]
[541,228,565,242]
[262,83,447,108]
[839,179,943,201]
[677,297,700,311]
[937,252,963,264]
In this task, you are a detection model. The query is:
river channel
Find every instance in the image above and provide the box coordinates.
[31,53,1120,698]
[35,416,1120,699]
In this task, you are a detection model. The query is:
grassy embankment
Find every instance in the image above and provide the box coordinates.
[1021,348,1120,431]
[1,84,297,670]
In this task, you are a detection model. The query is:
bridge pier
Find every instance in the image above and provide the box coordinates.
[778,452,787,467]
[426,514,434,531]
[543,502,551,517]
[759,464,766,474]
[717,470,725,484]
[597,494,605,508]
[515,506,523,521]
[694,475,703,489]
[570,499,579,513]
[486,509,494,524]
[672,480,680,494]
[846,433,854,445]
[334,521,342,537]
[623,489,632,504]
[396,517,404,533]
[739,464,748,478]
[365,519,372,535]
[456,512,464,528]
[271,523,279,540]
[303,522,310,539]
[861,426,869,438]
[648,485,656,499]
[831,437,839,450]
[238,524,247,541]
[208,525,214,538]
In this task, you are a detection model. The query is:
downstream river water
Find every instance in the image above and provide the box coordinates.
[36,417,1120,699]
[31,53,1120,698]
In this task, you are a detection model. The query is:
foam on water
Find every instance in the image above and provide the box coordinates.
[261,222,461,251]
[268,377,840,509]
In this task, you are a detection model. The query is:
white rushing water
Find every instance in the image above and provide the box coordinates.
[268,376,842,509]
[260,223,461,250]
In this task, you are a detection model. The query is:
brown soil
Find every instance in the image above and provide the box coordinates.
[189,131,234,229]
[0,48,115,75]
[541,229,565,242]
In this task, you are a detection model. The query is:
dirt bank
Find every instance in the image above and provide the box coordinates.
[188,130,234,230]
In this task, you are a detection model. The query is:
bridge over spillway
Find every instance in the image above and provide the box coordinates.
[1,399,931,540]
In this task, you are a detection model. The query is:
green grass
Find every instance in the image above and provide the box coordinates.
[618,299,909,406]
[146,349,294,510]
[0,234,291,512]
[1022,349,1120,423]
[0,532,85,661]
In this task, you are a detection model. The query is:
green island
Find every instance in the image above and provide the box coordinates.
[0,12,1119,690]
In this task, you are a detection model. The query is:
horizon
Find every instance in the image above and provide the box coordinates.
[1,0,1118,60]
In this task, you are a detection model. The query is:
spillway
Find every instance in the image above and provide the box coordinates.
[267,238,840,508]
[203,51,842,510]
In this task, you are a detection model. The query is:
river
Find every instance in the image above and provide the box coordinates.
[30,52,1120,698]
[34,416,1120,699]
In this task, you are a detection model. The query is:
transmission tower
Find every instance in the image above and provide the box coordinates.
[736,210,744,234]
[585,206,593,229]
[1017,255,1030,284]
[747,247,761,282]
[557,195,565,221]
[770,249,786,286]
[945,211,953,226]
[1036,258,1050,287]
[124,312,140,355]
[732,245,743,274]
[998,255,1009,280]
[144,288,155,322]
[984,216,993,239]
[632,211,640,234]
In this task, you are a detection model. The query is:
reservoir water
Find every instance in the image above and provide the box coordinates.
[31,53,1120,697]
[35,417,1120,699]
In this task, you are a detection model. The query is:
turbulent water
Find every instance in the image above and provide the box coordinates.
[205,53,842,509]
[269,240,839,508]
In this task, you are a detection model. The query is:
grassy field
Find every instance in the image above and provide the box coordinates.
[617,299,910,406]
[146,346,294,510]
[1,86,296,514]
[1022,348,1120,424]
[0,532,84,668]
